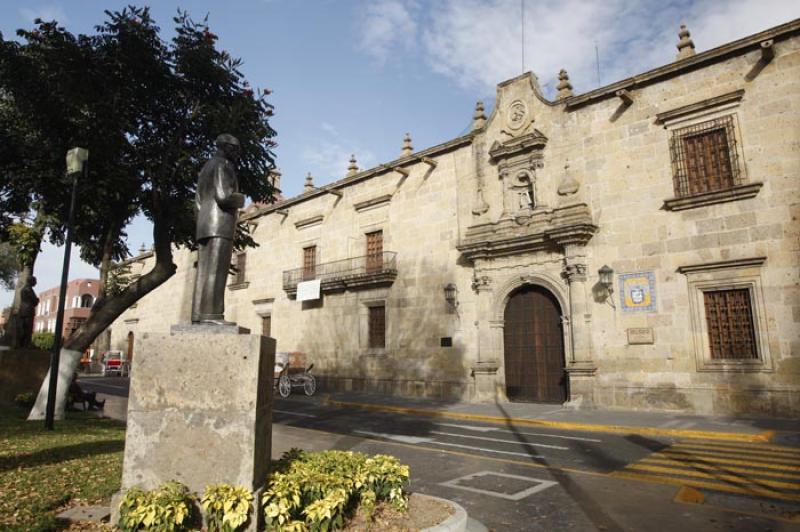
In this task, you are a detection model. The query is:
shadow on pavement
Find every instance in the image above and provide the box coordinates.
[494,399,625,532]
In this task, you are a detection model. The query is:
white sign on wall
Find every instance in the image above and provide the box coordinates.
[296,279,321,301]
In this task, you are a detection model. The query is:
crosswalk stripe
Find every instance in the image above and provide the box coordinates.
[611,471,800,502]
[655,451,800,472]
[669,446,800,465]
[625,464,800,491]
[640,457,800,481]
[677,440,800,453]
[672,442,800,459]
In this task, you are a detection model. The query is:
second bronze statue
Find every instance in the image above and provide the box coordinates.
[191,134,245,325]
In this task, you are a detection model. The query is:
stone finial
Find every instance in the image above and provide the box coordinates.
[472,101,487,130]
[269,167,281,190]
[556,69,574,100]
[304,172,314,191]
[347,154,359,177]
[676,24,696,60]
[138,243,147,254]
[401,133,413,157]
[557,162,580,197]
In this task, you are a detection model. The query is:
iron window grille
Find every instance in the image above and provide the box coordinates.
[233,252,247,284]
[669,115,743,198]
[703,288,758,360]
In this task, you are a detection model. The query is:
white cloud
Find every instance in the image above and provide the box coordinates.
[358,0,418,64]
[19,4,69,25]
[300,124,376,184]
[357,0,799,97]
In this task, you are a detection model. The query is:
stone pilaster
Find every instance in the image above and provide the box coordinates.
[561,244,596,406]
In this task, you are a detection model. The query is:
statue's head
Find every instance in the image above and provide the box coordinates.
[30,276,37,287]
[216,134,241,162]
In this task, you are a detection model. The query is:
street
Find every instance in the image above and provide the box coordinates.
[80,376,800,531]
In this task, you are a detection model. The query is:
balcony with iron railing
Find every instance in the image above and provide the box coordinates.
[282,251,398,297]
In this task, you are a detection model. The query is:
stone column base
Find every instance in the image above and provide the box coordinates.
[110,329,275,531]
[565,362,597,408]
[471,360,501,402]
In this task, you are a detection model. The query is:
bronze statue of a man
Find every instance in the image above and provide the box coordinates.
[192,134,245,325]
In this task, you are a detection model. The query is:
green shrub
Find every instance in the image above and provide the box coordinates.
[201,484,253,532]
[31,331,55,351]
[262,449,410,532]
[118,480,193,532]
[14,392,36,408]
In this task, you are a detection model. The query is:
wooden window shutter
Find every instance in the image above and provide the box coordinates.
[366,231,383,273]
[303,246,317,280]
[703,289,758,360]
[368,305,385,348]
[235,252,247,284]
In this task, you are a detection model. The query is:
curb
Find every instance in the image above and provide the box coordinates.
[417,493,468,532]
[325,398,774,443]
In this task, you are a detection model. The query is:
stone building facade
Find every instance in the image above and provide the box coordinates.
[111,20,800,417]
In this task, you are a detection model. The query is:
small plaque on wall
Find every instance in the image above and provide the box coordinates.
[627,327,655,345]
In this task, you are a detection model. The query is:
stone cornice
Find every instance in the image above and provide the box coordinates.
[662,182,763,211]
[241,134,474,223]
[655,89,745,124]
[488,130,548,161]
[677,257,766,274]
[457,203,597,261]
[564,19,800,110]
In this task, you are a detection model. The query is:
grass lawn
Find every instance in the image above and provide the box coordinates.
[0,405,125,531]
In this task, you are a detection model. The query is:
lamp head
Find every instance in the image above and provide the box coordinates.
[66,147,89,174]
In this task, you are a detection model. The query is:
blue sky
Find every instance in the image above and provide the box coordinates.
[1,0,798,307]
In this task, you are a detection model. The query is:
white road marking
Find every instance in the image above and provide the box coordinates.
[436,423,498,433]
[430,431,569,450]
[440,471,558,501]
[431,441,542,458]
[273,409,317,418]
[354,430,434,445]
[434,423,602,442]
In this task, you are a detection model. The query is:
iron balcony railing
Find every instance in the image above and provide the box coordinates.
[283,251,398,295]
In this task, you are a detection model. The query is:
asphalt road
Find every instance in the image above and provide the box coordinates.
[79,376,800,530]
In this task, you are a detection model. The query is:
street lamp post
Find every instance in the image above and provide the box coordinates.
[44,147,88,430]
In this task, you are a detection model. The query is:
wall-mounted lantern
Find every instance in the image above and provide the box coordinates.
[444,283,458,308]
[598,265,615,306]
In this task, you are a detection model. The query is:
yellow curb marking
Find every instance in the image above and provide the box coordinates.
[640,457,800,480]
[325,398,773,443]
[626,464,800,491]
[610,471,800,502]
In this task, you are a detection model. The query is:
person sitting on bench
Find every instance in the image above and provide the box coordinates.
[68,373,105,411]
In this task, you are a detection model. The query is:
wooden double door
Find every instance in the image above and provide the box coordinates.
[503,285,567,403]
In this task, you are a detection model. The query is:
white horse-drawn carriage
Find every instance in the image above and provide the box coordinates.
[274,351,316,398]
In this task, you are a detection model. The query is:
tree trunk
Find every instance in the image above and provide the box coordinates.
[28,209,178,420]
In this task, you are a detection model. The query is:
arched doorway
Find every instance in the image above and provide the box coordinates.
[127,331,134,361]
[503,285,566,403]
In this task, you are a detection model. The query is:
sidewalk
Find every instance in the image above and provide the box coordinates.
[322,391,800,445]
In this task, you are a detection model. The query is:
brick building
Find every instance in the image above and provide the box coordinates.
[111,20,800,417]
[34,278,100,340]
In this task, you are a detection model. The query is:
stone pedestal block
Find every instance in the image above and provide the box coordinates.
[113,330,274,530]
[565,363,597,408]
[471,360,501,402]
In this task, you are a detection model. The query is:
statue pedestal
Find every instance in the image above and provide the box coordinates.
[112,328,274,531]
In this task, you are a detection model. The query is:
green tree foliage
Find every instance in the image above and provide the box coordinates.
[0,7,276,357]
[0,242,15,290]
[31,331,55,351]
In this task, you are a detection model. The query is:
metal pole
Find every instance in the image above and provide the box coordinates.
[44,163,82,430]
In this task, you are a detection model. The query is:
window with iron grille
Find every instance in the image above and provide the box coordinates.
[703,289,758,360]
[366,230,383,274]
[670,115,742,198]
[234,252,247,284]
[303,246,317,280]
[368,305,385,348]
[261,315,271,337]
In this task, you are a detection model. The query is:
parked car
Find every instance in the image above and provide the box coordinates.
[102,350,129,377]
